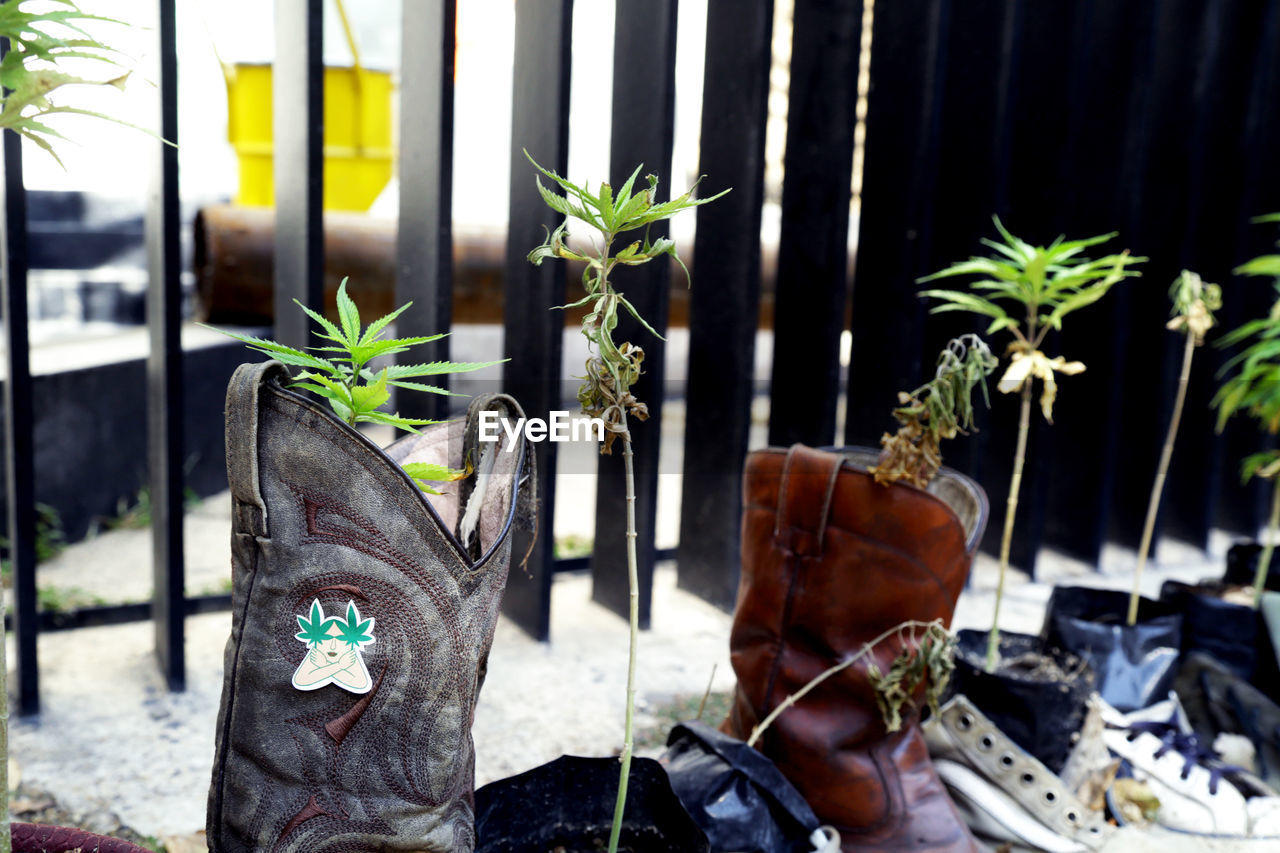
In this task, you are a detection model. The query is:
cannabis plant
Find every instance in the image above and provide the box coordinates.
[526,151,726,853]
[920,218,1143,670]
[1213,213,1280,608]
[207,279,502,493]
[0,0,137,166]
[870,334,997,489]
[1127,271,1220,624]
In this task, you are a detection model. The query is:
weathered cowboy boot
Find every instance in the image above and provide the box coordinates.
[722,445,989,852]
[207,361,531,852]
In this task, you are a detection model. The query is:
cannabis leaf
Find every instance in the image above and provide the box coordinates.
[204,278,505,492]
[920,217,1143,421]
[295,600,332,646]
[525,150,729,454]
[0,0,157,167]
[336,601,375,647]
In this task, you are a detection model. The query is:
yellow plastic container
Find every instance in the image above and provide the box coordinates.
[225,62,393,212]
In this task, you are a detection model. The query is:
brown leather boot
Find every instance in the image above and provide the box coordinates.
[722,445,989,852]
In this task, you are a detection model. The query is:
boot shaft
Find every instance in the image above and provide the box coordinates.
[725,444,988,852]
[208,361,530,852]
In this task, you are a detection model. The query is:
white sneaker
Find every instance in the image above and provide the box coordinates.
[925,694,1115,852]
[1100,692,1280,839]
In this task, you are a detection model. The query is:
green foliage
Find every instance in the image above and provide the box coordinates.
[1214,215,1280,476]
[920,217,1143,421]
[920,217,1142,339]
[102,485,200,532]
[36,584,105,613]
[206,278,501,493]
[526,151,729,453]
[0,503,65,582]
[0,0,139,166]
[871,335,997,488]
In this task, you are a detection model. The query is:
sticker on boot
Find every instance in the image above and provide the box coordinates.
[292,599,377,694]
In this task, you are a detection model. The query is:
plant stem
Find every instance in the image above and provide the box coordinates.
[747,619,943,748]
[1255,476,1280,610]
[607,428,639,853]
[988,380,1033,672]
[1129,332,1196,625]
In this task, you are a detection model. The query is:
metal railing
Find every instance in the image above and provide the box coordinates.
[3,0,1280,712]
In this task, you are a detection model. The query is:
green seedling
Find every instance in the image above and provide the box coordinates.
[525,150,727,853]
[870,334,997,489]
[921,218,1143,671]
[1128,271,1220,624]
[206,278,503,493]
[1213,213,1280,608]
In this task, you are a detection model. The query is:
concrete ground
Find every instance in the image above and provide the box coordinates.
[4,392,1238,847]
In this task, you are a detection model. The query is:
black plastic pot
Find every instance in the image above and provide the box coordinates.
[950,629,1095,774]
[474,755,710,853]
[1041,585,1181,712]
[1224,542,1280,593]
[660,721,821,853]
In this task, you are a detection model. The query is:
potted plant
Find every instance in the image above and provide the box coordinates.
[473,155,724,853]
[714,336,996,850]
[919,217,1143,674]
[1127,270,1221,623]
[203,284,531,853]
[1214,213,1280,609]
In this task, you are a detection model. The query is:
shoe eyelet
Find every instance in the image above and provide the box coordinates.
[978,735,994,751]
[999,753,1015,769]
[1043,791,1057,804]
[1065,809,1078,823]
[957,713,973,731]
[1021,772,1035,786]
[1089,827,1102,835]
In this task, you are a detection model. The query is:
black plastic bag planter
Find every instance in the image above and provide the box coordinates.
[1041,585,1181,713]
[660,720,832,853]
[1160,580,1280,697]
[474,755,710,853]
[950,629,1096,774]
[1224,542,1280,594]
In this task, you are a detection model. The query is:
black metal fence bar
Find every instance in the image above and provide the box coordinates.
[501,0,574,641]
[676,0,775,611]
[1,39,37,716]
[844,0,949,450]
[273,0,325,349]
[589,0,680,629]
[845,0,1280,580]
[147,0,184,691]
[395,0,456,425]
[767,0,865,449]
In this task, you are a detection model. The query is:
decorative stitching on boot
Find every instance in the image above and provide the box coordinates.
[274,794,345,850]
[326,664,388,744]
[298,583,368,604]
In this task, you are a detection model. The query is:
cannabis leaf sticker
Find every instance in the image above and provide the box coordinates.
[295,599,332,646]
[290,599,376,694]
